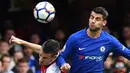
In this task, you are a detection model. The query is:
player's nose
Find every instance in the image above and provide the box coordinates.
[92,19,96,23]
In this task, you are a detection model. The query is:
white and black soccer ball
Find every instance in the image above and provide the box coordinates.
[33,1,55,23]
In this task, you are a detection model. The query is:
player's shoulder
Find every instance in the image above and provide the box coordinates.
[46,62,62,73]
[70,28,86,38]
[66,29,85,43]
[102,31,117,40]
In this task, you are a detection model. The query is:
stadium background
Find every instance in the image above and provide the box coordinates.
[0,0,130,73]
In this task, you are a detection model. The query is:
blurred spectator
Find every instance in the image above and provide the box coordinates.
[113,60,127,73]
[1,54,14,73]
[116,56,130,71]
[0,60,3,73]
[112,56,130,73]
[122,25,130,49]
[23,47,37,73]
[12,51,24,72]
[104,55,113,73]
[14,58,33,73]
[113,61,127,73]
[29,33,41,57]
[103,26,111,34]
[29,34,41,73]
[3,29,16,42]
[2,29,23,56]
[55,29,66,49]
[0,40,16,70]
[13,51,24,63]
[0,40,10,58]
[30,33,41,45]
[0,40,18,70]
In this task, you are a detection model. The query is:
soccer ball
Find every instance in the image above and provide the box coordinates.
[33,1,55,23]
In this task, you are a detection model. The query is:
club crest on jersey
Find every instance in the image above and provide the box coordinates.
[100,46,106,52]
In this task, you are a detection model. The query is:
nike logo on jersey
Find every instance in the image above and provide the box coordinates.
[122,45,125,50]
[79,48,86,50]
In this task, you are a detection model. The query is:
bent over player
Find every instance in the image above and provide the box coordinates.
[10,36,66,73]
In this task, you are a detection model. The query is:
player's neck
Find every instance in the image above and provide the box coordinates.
[87,29,102,39]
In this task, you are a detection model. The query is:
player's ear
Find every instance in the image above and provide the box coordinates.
[103,20,107,26]
[53,54,58,59]
[53,52,60,58]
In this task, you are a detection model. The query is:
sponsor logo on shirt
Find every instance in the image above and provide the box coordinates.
[85,56,103,62]
[79,55,103,62]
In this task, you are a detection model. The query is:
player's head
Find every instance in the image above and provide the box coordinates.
[40,39,60,66]
[89,7,109,32]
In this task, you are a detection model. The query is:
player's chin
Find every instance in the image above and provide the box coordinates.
[89,27,99,32]
[89,27,96,30]
[43,62,49,66]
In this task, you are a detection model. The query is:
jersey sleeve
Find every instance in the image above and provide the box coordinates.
[56,34,76,67]
[110,35,130,60]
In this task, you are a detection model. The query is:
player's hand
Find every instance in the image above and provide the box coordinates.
[9,36,23,44]
[60,63,71,71]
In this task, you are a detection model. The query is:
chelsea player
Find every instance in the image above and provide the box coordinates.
[56,7,130,73]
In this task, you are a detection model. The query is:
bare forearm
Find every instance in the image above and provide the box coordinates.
[21,40,42,53]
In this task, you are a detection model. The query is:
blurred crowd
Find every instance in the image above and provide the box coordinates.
[0,25,66,73]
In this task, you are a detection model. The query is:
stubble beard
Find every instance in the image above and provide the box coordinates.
[89,27,100,32]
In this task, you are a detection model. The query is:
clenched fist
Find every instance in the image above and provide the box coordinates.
[60,63,71,71]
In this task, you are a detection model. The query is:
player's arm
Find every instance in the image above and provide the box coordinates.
[110,35,130,60]
[10,36,42,53]
[56,35,76,71]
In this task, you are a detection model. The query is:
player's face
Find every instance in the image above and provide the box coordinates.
[89,11,107,31]
[39,51,57,66]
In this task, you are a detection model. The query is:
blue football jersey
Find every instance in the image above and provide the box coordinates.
[56,28,130,73]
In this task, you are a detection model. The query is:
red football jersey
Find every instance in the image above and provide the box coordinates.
[41,61,66,73]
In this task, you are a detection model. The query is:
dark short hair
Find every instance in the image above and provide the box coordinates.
[42,39,60,55]
[0,40,8,44]
[0,54,11,63]
[16,58,28,65]
[92,7,109,20]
